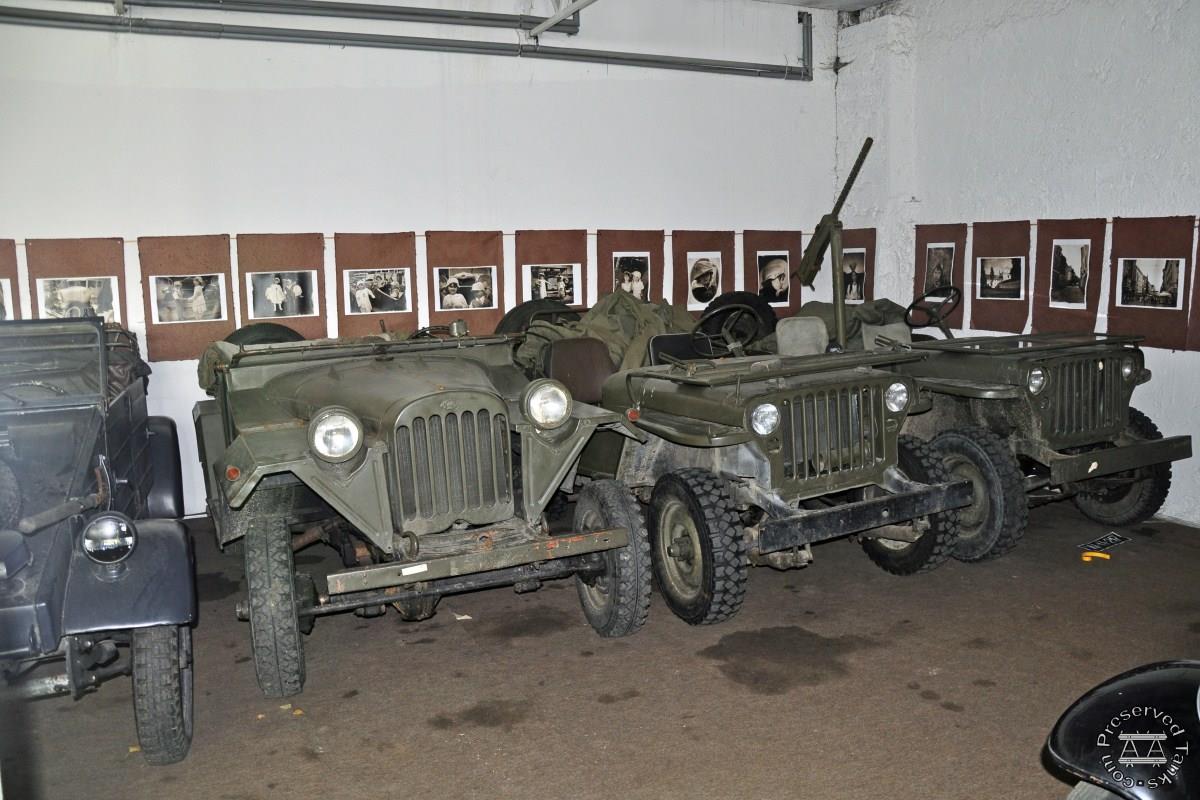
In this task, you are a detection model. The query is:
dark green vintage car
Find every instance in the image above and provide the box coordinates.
[194,325,651,697]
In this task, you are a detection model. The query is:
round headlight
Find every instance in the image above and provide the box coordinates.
[884,382,910,413]
[1121,356,1136,380]
[1028,367,1047,394]
[82,513,137,564]
[310,409,363,462]
[750,403,780,436]
[523,380,573,430]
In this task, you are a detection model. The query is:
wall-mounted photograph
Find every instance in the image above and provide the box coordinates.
[150,273,227,324]
[613,252,650,301]
[0,278,13,321]
[245,270,319,320]
[434,266,496,312]
[923,243,955,297]
[1049,239,1090,308]
[756,251,790,306]
[36,276,121,323]
[976,257,1025,301]
[687,252,722,309]
[523,263,581,306]
[842,248,868,304]
[1118,258,1184,310]
[344,268,410,315]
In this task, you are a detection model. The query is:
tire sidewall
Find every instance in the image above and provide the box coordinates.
[650,476,717,623]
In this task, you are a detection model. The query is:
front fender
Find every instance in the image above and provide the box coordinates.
[62,519,196,635]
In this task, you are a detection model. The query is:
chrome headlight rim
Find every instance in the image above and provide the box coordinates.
[749,402,780,436]
[308,406,364,463]
[884,381,910,413]
[81,512,137,565]
[522,379,573,430]
[1028,366,1048,395]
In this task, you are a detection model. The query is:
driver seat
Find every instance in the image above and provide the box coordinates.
[862,322,912,351]
[540,337,615,404]
[647,333,708,365]
[776,317,829,356]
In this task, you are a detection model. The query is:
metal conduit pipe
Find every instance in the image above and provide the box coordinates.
[71,0,581,34]
[0,5,813,81]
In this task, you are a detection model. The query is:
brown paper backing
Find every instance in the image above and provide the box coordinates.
[514,230,588,308]
[334,233,418,338]
[742,230,803,315]
[912,224,967,329]
[672,230,735,317]
[138,235,234,361]
[425,231,505,331]
[1107,216,1193,351]
[839,227,876,307]
[26,238,126,322]
[970,221,1031,333]
[1030,218,1106,334]
[236,233,327,340]
[0,240,18,320]
[596,230,665,302]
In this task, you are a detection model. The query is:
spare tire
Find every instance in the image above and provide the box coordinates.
[701,291,777,339]
[224,323,304,346]
[495,299,580,335]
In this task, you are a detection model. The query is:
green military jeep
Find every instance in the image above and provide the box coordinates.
[194,324,651,697]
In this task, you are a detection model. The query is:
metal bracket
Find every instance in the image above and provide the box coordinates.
[113,0,126,15]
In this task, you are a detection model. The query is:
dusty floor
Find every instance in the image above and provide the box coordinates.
[3,503,1197,800]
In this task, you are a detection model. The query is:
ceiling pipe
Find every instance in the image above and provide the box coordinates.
[77,0,581,34]
[0,5,812,81]
[529,0,599,38]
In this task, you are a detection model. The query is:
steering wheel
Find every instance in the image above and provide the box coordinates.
[407,325,452,340]
[905,285,963,338]
[691,303,764,358]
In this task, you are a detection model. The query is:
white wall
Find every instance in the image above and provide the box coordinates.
[0,0,839,515]
[835,0,1200,523]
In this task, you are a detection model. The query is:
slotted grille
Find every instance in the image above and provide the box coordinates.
[1047,356,1124,437]
[395,408,512,524]
[779,384,885,482]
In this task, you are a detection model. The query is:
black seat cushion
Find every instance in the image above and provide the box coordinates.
[541,338,615,404]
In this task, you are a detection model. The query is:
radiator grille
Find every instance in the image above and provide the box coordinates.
[1047,357,1124,437]
[779,384,886,482]
[395,408,512,523]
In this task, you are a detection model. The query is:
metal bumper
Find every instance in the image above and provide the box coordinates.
[755,478,973,555]
[1040,435,1192,485]
[325,527,627,595]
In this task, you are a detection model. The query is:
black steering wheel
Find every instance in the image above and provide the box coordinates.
[905,285,963,338]
[691,303,764,358]
[407,325,452,340]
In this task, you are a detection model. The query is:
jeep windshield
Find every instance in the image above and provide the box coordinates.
[0,320,106,409]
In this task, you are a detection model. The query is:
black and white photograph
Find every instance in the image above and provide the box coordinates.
[842,248,867,304]
[36,276,121,323]
[976,256,1025,300]
[523,263,581,306]
[150,273,227,324]
[687,252,722,310]
[1049,239,1090,308]
[1118,258,1183,309]
[245,270,319,320]
[757,251,791,306]
[923,243,955,297]
[434,267,496,312]
[613,252,650,301]
[344,268,410,315]
[0,279,13,321]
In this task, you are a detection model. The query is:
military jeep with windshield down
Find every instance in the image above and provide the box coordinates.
[194,324,651,697]
[0,319,193,765]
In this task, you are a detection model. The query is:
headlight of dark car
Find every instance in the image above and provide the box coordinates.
[81,513,137,564]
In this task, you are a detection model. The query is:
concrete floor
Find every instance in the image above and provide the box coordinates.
[4,502,1197,800]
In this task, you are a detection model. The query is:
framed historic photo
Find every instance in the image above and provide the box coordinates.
[522,263,581,306]
[244,270,320,320]
[433,266,497,312]
[344,268,411,315]
[36,276,121,324]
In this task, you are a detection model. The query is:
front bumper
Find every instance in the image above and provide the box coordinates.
[1027,435,1192,485]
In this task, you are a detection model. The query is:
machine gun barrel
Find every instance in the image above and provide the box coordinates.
[793,136,874,289]
[832,136,872,218]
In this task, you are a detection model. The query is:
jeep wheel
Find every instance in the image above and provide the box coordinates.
[574,480,652,637]
[931,427,1027,561]
[131,624,193,765]
[861,435,960,575]
[494,299,580,334]
[703,291,778,337]
[224,322,304,346]
[649,469,748,625]
[1073,408,1171,527]
[244,519,305,697]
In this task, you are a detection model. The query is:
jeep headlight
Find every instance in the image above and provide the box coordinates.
[884,382,910,413]
[750,403,780,436]
[1028,367,1047,395]
[310,408,363,462]
[82,513,136,564]
[523,380,573,430]
[1121,356,1136,380]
